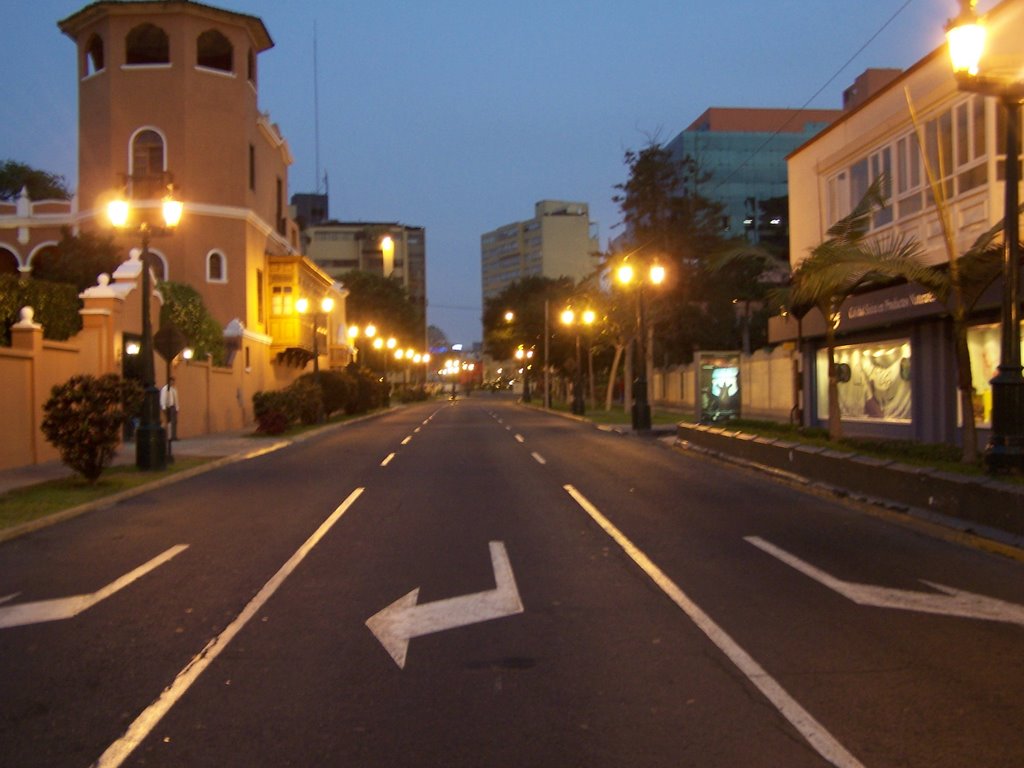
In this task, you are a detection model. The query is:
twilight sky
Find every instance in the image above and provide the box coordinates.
[1,0,964,345]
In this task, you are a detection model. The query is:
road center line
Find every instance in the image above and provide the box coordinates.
[401,436,412,445]
[531,452,546,465]
[381,453,395,467]
[92,487,366,768]
[514,434,525,443]
[562,484,864,768]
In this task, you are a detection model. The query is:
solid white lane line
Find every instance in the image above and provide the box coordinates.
[562,485,864,768]
[514,434,525,443]
[531,452,546,465]
[93,488,366,768]
[381,453,396,467]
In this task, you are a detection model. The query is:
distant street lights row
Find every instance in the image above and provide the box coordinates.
[502,256,666,425]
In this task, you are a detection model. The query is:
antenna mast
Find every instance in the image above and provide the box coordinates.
[313,20,322,194]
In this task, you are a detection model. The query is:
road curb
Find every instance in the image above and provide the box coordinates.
[0,408,393,545]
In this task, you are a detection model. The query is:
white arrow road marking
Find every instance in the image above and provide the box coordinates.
[565,486,863,768]
[366,541,524,669]
[746,536,1024,626]
[0,545,188,630]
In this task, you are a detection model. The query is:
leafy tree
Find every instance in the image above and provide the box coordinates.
[481,275,574,362]
[0,274,81,344]
[158,281,226,365]
[0,160,71,201]
[427,324,450,352]
[41,374,142,483]
[341,270,420,342]
[31,228,122,292]
[611,141,734,365]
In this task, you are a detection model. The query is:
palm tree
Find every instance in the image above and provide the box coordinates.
[904,92,1007,462]
[789,176,929,441]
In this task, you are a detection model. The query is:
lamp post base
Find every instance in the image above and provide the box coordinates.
[984,368,1024,473]
[632,376,652,431]
[135,423,167,471]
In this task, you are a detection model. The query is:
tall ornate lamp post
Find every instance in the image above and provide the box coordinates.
[616,260,666,430]
[296,295,335,376]
[515,345,533,402]
[948,1,1024,472]
[108,182,183,471]
[561,307,596,415]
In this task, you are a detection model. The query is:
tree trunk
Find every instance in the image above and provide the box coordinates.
[588,345,596,406]
[646,323,655,417]
[953,319,979,463]
[604,343,624,412]
[825,304,842,441]
[623,339,634,413]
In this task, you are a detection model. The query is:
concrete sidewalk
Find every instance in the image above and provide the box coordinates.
[0,429,274,496]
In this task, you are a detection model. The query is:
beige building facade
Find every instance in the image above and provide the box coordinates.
[775,0,1024,447]
[481,200,599,300]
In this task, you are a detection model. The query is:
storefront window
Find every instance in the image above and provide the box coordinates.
[967,322,1024,425]
[816,339,912,422]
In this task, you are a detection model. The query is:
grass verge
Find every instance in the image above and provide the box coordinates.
[0,457,215,531]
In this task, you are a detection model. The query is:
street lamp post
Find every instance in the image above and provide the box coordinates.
[616,261,666,431]
[296,295,335,376]
[108,181,183,471]
[947,1,1024,472]
[561,307,596,415]
[515,345,533,402]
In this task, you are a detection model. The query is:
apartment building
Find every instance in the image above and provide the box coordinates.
[481,200,598,300]
[303,220,427,337]
[666,107,842,242]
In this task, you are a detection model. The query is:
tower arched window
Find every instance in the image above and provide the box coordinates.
[206,250,227,283]
[125,23,169,66]
[85,34,104,76]
[130,129,166,197]
[197,29,233,72]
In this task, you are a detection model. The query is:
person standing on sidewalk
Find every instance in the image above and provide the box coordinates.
[160,377,180,441]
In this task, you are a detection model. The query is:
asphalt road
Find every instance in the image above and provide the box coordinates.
[1,396,1023,767]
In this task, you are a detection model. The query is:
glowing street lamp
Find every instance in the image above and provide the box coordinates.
[296,295,334,376]
[514,345,534,402]
[108,180,183,471]
[561,307,596,415]
[947,0,1024,472]
[616,259,667,430]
